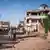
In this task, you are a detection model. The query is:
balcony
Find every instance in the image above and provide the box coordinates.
[26,15,47,19]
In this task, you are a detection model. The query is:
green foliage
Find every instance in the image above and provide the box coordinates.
[43,19,48,33]
[41,13,49,33]
[43,14,50,33]
[48,15,50,30]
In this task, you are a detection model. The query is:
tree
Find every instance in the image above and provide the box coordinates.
[40,4,49,39]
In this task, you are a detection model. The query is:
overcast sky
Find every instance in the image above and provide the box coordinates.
[0,0,50,25]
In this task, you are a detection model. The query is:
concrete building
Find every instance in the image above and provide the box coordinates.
[17,21,25,34]
[0,21,10,35]
[24,4,50,35]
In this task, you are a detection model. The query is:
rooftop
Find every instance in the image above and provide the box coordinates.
[27,8,50,13]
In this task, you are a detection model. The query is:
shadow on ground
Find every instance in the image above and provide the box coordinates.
[0,40,20,49]
[0,45,14,49]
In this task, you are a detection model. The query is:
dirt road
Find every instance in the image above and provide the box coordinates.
[14,37,50,50]
[0,33,50,50]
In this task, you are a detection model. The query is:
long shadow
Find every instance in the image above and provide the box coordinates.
[0,45,13,49]
[0,40,20,49]
[17,35,37,41]
[16,32,25,35]
[0,33,38,49]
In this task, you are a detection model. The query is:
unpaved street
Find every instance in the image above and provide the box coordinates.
[0,33,50,50]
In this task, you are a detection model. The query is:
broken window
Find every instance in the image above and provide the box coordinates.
[27,12,30,16]
[31,13,37,15]
[32,19,37,22]
[27,19,32,23]
[27,19,29,23]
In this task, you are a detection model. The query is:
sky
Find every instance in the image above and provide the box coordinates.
[0,0,50,25]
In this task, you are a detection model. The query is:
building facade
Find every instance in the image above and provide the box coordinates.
[24,5,50,35]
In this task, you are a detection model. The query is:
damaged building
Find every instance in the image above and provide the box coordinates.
[24,4,50,36]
